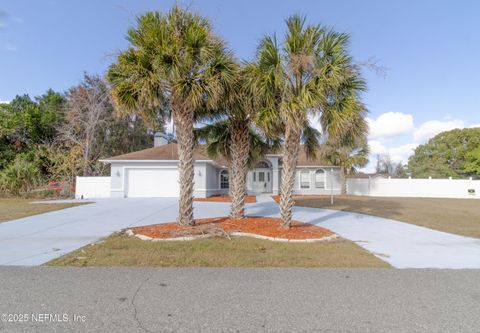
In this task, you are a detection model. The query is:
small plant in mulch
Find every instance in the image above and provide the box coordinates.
[127,216,336,242]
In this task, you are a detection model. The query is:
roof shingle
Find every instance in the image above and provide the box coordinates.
[103,143,333,167]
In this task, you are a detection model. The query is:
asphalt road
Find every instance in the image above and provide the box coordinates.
[0,267,479,332]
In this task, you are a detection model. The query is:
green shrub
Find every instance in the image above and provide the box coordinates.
[0,157,42,195]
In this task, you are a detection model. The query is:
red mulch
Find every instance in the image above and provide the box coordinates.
[130,216,334,240]
[194,195,257,203]
[271,195,281,203]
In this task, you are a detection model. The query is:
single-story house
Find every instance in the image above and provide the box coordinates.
[98,137,342,198]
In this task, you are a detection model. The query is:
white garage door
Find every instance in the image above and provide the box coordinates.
[126,168,179,197]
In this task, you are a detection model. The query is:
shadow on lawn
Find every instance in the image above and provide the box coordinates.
[293,196,405,221]
[244,199,373,226]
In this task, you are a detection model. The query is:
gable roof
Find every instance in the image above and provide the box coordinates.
[102,143,333,167]
[293,149,333,167]
[101,143,228,166]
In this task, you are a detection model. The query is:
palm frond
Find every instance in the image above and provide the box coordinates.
[302,122,321,159]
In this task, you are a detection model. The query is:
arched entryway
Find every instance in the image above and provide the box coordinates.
[252,160,272,194]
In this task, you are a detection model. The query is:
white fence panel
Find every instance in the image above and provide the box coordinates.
[75,176,111,199]
[347,178,480,199]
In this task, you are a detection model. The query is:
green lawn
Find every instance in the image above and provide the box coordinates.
[0,198,87,223]
[294,195,480,238]
[47,233,390,268]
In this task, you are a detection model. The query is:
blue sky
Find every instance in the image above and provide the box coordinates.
[1,0,479,170]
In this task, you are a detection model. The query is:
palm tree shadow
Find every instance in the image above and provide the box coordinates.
[306,209,369,226]
[245,201,280,217]
[294,196,405,222]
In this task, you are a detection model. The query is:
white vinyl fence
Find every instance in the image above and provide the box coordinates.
[75,176,111,199]
[347,177,480,199]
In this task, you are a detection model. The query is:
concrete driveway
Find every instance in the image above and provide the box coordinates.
[250,197,480,269]
[1,196,480,268]
[0,198,231,266]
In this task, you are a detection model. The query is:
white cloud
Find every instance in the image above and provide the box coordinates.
[367,112,414,139]
[3,43,17,52]
[368,140,387,155]
[0,100,10,104]
[413,119,464,142]
[388,143,418,163]
[362,113,473,173]
[368,140,417,164]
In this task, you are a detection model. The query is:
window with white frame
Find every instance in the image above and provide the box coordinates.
[315,169,326,188]
[300,169,310,189]
[220,170,229,189]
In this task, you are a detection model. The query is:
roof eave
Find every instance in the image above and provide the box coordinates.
[100,159,225,168]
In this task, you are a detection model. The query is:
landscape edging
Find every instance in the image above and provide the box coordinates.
[125,229,338,243]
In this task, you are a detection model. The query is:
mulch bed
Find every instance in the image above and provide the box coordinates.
[271,195,281,203]
[129,216,334,241]
[194,195,257,203]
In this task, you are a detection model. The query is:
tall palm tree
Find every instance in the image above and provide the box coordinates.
[322,111,369,194]
[321,76,369,194]
[107,7,236,226]
[252,15,365,227]
[195,68,275,218]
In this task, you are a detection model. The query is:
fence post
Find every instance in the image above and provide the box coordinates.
[368,176,371,196]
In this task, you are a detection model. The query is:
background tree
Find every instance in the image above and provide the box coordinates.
[407,128,480,179]
[60,73,154,177]
[376,154,407,178]
[252,15,365,227]
[0,91,67,196]
[0,78,154,196]
[464,148,480,176]
[108,7,236,226]
[59,74,114,176]
[0,91,66,169]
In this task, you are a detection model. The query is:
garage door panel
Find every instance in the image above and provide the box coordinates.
[127,169,179,197]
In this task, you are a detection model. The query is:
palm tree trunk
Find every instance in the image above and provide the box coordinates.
[174,108,195,226]
[229,123,249,219]
[280,126,301,228]
[341,166,347,195]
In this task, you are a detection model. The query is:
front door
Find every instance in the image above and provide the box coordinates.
[252,170,272,193]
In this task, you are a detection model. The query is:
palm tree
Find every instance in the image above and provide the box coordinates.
[321,76,369,194]
[107,7,237,226]
[322,112,369,194]
[195,68,275,218]
[251,15,365,227]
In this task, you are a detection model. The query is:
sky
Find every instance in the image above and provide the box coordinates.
[1,0,479,171]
